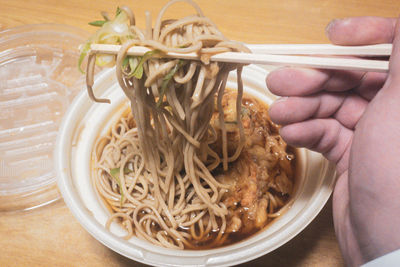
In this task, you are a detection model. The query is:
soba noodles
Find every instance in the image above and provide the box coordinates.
[85,0,295,249]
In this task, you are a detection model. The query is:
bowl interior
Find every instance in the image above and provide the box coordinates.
[56,65,336,267]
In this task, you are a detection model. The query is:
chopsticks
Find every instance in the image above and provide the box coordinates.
[89,43,392,73]
[246,43,392,56]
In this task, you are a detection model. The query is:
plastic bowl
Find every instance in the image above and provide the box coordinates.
[55,65,336,266]
[0,24,88,211]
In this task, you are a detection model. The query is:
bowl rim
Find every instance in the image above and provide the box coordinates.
[55,64,336,267]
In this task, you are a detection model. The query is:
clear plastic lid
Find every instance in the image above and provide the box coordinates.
[0,24,88,211]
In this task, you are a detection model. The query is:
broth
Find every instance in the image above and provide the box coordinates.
[92,89,297,249]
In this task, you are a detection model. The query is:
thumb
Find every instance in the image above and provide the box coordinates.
[326,16,396,45]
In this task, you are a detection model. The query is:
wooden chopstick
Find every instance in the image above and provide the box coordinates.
[246,43,392,56]
[89,43,391,73]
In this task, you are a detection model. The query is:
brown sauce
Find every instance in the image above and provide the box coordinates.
[187,89,298,249]
[94,89,298,250]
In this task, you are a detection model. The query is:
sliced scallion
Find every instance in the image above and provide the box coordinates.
[109,167,130,205]
[128,50,160,79]
[157,60,185,107]
[78,42,91,74]
[88,20,107,27]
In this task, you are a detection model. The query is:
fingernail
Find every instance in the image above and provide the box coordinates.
[325,19,339,36]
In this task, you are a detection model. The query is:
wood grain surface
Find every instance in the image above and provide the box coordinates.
[0,0,399,266]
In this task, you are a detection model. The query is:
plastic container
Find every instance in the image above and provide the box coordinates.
[0,24,88,211]
[55,65,336,266]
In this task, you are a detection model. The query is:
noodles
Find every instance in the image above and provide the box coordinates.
[86,0,295,249]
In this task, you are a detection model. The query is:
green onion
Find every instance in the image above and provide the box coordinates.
[178,44,190,48]
[225,121,238,124]
[79,6,133,74]
[116,6,122,16]
[122,56,130,69]
[157,60,185,107]
[109,166,131,205]
[131,60,144,79]
[128,57,137,74]
[128,50,160,79]
[88,20,107,27]
[78,41,91,74]
[110,168,121,182]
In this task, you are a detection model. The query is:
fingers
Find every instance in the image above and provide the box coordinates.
[326,17,397,45]
[279,119,352,174]
[266,66,386,100]
[267,17,396,98]
[333,94,368,129]
[353,71,387,100]
[269,93,345,124]
[266,67,365,96]
[266,68,328,96]
[269,93,368,129]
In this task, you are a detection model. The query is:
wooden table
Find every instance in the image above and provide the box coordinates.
[0,1,398,266]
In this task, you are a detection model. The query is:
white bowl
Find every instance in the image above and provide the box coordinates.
[55,65,336,267]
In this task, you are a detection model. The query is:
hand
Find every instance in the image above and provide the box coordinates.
[266,17,400,266]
